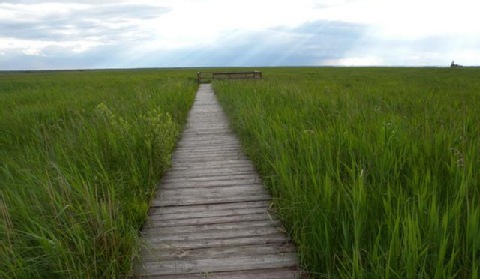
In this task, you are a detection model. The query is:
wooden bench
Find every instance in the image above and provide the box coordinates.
[197,71,262,83]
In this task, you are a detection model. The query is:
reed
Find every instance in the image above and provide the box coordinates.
[214,67,480,278]
[0,69,197,278]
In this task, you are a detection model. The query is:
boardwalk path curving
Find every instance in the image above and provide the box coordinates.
[134,84,302,278]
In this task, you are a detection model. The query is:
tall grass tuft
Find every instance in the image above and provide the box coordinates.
[0,70,197,278]
[214,67,480,278]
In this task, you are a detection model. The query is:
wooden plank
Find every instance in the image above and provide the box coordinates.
[159,181,262,189]
[156,187,267,201]
[148,207,268,221]
[182,128,232,133]
[179,135,235,139]
[164,167,256,178]
[162,173,258,181]
[135,253,297,275]
[172,155,249,162]
[176,138,240,144]
[175,143,241,149]
[173,161,254,169]
[158,185,266,194]
[173,153,247,159]
[173,150,246,157]
[172,158,252,165]
[159,180,263,190]
[159,184,263,192]
[167,164,254,171]
[179,134,236,139]
[143,234,291,250]
[161,173,260,183]
[169,167,256,174]
[135,268,301,279]
[142,219,282,234]
[176,138,239,143]
[153,194,270,207]
[148,201,269,215]
[173,152,246,158]
[144,226,281,242]
[139,244,296,262]
[174,146,242,152]
[154,190,269,202]
[173,150,246,156]
[160,179,260,188]
[158,183,263,191]
[145,212,274,227]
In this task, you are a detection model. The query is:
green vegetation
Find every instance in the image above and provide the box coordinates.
[214,67,480,278]
[0,70,197,278]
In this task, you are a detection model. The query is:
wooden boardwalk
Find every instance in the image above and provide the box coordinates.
[134,84,302,278]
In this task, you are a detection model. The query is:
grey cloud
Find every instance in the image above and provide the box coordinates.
[0,44,124,70]
[0,3,170,42]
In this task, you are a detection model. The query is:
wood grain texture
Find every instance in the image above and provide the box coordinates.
[134,84,304,278]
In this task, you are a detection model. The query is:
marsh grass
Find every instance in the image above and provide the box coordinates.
[0,70,197,278]
[214,67,480,278]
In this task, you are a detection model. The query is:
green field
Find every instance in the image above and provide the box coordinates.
[2,67,479,278]
[0,70,197,278]
[214,67,480,278]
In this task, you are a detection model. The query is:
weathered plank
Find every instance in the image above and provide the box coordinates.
[159,179,263,190]
[135,268,301,279]
[158,184,267,196]
[149,201,269,215]
[148,207,269,222]
[142,219,283,234]
[145,226,283,243]
[173,163,255,171]
[139,244,296,262]
[136,253,297,275]
[174,148,244,154]
[140,235,292,252]
[164,167,257,178]
[161,173,260,183]
[152,194,271,207]
[134,84,301,277]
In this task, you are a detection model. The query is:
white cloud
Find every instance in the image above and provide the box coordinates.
[324,56,383,66]
[314,0,479,38]
[0,1,170,54]
[0,37,106,56]
[147,0,326,49]
[22,48,42,56]
[0,2,87,21]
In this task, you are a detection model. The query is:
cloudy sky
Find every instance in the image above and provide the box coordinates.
[1,0,479,70]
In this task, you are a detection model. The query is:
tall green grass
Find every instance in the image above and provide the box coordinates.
[214,67,480,278]
[0,70,197,278]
